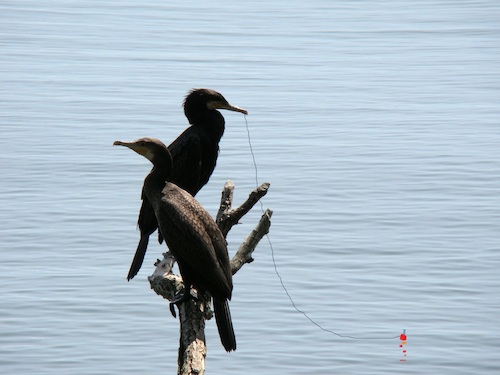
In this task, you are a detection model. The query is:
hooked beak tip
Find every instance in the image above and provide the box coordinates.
[231,105,248,115]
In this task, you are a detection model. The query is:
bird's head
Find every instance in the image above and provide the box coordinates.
[184,88,247,124]
[113,137,172,168]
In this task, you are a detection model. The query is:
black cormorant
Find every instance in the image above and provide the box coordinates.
[114,137,237,352]
[127,88,247,281]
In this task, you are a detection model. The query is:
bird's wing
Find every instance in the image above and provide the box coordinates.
[159,185,232,297]
[198,209,233,290]
[127,190,158,280]
[168,129,203,195]
[138,190,158,234]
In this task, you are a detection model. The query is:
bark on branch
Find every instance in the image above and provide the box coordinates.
[149,180,272,375]
[216,180,270,237]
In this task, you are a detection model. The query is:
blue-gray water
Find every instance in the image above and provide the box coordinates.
[1,1,500,374]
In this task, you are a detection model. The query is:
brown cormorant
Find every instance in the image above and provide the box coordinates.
[127,88,247,281]
[114,137,237,352]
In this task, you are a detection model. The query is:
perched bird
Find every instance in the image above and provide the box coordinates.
[127,88,247,281]
[114,137,237,352]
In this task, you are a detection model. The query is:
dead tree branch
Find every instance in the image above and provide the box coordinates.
[216,180,270,237]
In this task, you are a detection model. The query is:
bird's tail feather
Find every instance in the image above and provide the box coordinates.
[127,233,149,281]
[213,298,236,352]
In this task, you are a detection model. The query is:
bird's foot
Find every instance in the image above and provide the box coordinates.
[169,289,195,318]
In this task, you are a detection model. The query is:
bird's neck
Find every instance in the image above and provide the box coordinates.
[191,111,225,139]
[146,150,173,188]
[144,166,169,197]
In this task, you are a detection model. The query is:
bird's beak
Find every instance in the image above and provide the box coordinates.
[208,100,248,115]
[113,140,128,147]
[113,140,135,149]
[223,103,248,115]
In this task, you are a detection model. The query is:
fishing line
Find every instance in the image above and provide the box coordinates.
[243,115,399,341]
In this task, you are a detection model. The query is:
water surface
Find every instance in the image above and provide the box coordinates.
[1,1,500,374]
